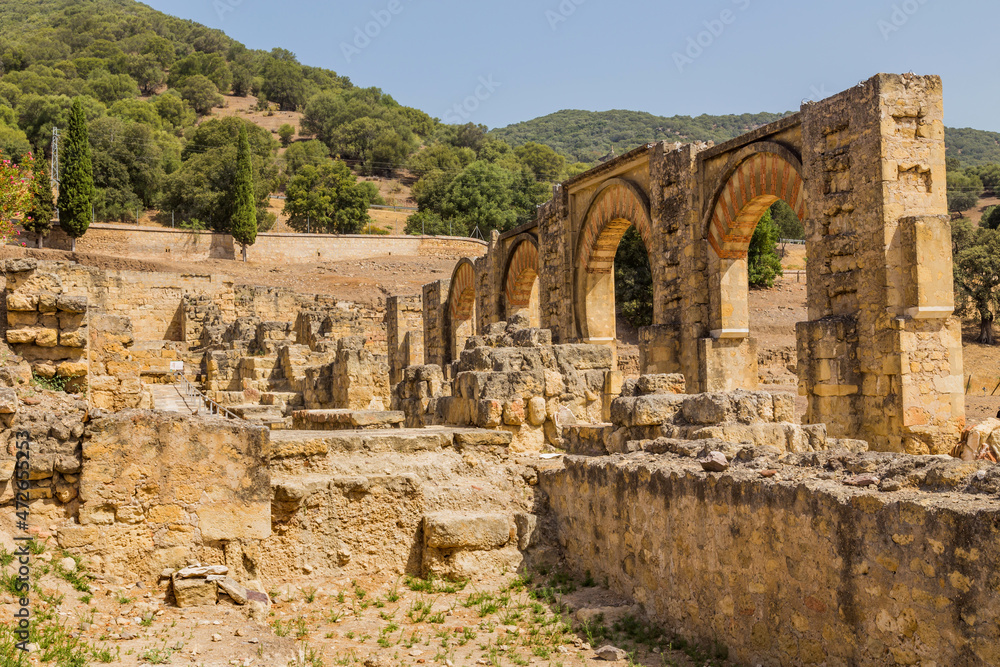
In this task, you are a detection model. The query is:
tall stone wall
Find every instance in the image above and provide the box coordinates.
[543,451,1000,666]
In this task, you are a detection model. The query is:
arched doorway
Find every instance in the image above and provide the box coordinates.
[705,144,807,340]
[574,179,655,346]
[447,259,476,361]
[503,237,540,327]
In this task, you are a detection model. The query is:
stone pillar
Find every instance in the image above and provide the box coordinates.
[797,73,963,453]
[422,280,448,369]
[386,295,424,386]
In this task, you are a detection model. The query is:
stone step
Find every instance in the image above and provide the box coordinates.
[291,409,405,431]
[149,383,204,416]
[229,404,285,423]
[269,426,513,457]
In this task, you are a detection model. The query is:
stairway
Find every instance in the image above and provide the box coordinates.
[149,383,205,415]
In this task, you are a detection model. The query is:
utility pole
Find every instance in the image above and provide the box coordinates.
[50,127,60,184]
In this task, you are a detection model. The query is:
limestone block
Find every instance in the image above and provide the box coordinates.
[57,361,87,378]
[0,387,17,414]
[37,293,58,312]
[503,399,526,426]
[773,393,795,422]
[32,361,56,378]
[682,393,728,425]
[527,397,547,426]
[454,430,513,447]
[172,577,217,607]
[35,328,59,348]
[6,293,38,311]
[55,295,87,313]
[6,311,38,327]
[632,395,686,426]
[477,399,503,428]
[6,328,37,345]
[636,374,686,396]
[59,329,88,348]
[216,576,248,605]
[423,512,513,550]
[59,312,85,330]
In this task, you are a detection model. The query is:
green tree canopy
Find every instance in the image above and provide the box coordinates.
[614,226,653,329]
[952,218,1000,344]
[179,75,223,116]
[747,210,783,288]
[57,97,95,247]
[230,124,257,258]
[24,161,55,246]
[947,171,983,214]
[514,141,566,182]
[282,160,376,234]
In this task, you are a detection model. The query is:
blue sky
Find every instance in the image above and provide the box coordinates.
[143,0,999,132]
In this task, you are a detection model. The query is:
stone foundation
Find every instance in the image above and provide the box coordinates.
[543,449,1000,666]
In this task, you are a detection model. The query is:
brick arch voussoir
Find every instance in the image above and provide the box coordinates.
[577,179,653,274]
[705,142,806,260]
[448,259,477,321]
[503,236,540,308]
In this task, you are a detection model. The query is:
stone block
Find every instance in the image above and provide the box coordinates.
[503,399,525,425]
[6,293,37,311]
[59,329,88,348]
[0,388,17,414]
[173,577,217,607]
[6,311,38,327]
[477,399,503,428]
[57,361,88,378]
[527,397,547,426]
[6,328,37,345]
[632,395,686,426]
[35,328,59,348]
[55,295,88,313]
[636,374,686,396]
[682,393,729,425]
[454,429,513,447]
[37,293,58,312]
[423,512,513,550]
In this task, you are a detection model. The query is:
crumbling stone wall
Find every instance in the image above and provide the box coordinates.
[88,313,152,410]
[543,450,1000,666]
[4,259,89,391]
[331,336,390,410]
[59,411,270,581]
[396,317,618,451]
[0,394,87,524]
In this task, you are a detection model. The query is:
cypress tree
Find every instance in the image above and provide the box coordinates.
[57,98,94,251]
[25,163,55,248]
[231,124,257,261]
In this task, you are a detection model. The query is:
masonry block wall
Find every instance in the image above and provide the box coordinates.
[426,74,964,452]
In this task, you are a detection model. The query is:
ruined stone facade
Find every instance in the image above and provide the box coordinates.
[424,74,963,454]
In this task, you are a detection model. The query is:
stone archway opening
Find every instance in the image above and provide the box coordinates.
[575,180,654,352]
[707,147,807,341]
[448,260,476,362]
[503,239,540,327]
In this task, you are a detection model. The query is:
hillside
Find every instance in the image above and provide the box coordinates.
[494,109,1000,168]
[945,127,1000,166]
[489,109,792,164]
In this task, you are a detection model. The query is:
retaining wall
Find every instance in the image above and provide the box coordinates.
[25,224,486,264]
[543,451,1000,666]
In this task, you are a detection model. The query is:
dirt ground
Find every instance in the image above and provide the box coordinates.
[0,531,731,667]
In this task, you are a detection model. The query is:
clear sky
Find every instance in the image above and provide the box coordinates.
[142,0,999,132]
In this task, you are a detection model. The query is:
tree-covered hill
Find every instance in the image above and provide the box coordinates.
[493,109,1000,168]
[945,127,1000,167]
[489,109,792,164]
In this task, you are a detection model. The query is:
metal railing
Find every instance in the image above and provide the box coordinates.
[779,238,806,245]
[171,371,242,420]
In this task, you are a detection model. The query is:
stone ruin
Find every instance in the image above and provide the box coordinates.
[1,74,999,666]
